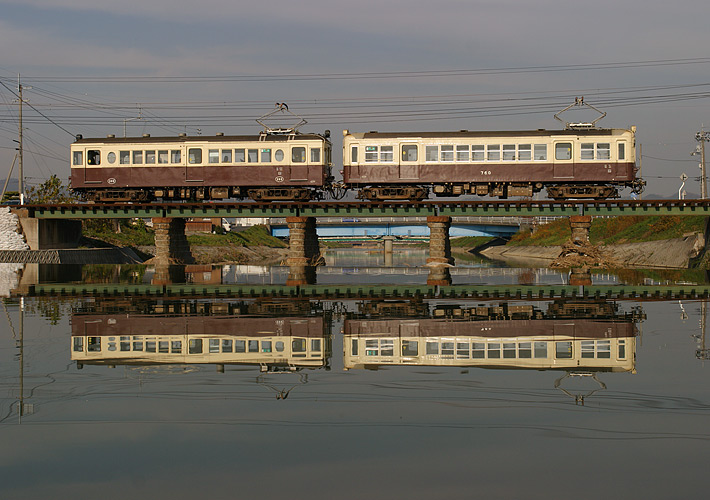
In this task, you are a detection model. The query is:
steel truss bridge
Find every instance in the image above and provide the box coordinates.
[17,199,710,219]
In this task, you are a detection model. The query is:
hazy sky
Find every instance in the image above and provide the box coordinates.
[1,0,710,196]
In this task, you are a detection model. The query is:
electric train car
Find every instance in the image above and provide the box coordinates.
[71,313,329,371]
[342,126,644,200]
[70,131,333,202]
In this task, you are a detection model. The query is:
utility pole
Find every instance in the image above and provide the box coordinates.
[693,127,709,199]
[17,75,25,203]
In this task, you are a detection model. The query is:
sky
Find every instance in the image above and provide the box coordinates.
[1,0,710,197]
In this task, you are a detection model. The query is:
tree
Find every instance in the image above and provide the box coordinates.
[25,175,78,204]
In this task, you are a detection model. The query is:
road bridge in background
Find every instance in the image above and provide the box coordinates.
[269,216,522,239]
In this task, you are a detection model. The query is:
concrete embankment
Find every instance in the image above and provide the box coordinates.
[480,233,706,269]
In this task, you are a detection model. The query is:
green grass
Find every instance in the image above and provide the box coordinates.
[509,215,707,246]
[188,225,286,247]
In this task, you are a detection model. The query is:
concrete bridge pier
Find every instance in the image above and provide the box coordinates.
[151,218,195,266]
[286,216,322,267]
[426,216,454,286]
[570,215,592,243]
[426,216,454,266]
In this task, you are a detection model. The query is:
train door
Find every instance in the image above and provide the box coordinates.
[185,146,204,182]
[399,143,419,179]
[82,148,103,184]
[348,144,360,179]
[289,144,309,181]
[552,140,574,178]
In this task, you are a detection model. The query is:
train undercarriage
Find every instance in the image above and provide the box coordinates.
[77,186,321,203]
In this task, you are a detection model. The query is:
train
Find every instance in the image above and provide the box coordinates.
[68,105,645,203]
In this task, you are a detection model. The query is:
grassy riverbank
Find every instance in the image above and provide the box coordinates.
[508,215,707,246]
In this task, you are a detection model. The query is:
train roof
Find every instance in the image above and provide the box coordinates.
[345,128,633,139]
[73,132,328,144]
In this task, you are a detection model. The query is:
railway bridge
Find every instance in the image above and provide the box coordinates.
[5,198,710,285]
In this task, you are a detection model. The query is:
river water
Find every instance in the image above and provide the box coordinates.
[1,250,710,499]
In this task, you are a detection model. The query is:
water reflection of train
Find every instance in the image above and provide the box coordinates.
[71,299,330,372]
[343,299,643,372]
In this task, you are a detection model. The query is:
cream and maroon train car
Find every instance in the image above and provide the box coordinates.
[70,131,332,202]
[343,317,637,372]
[342,127,643,200]
[71,314,329,371]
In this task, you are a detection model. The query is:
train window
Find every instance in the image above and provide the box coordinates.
[262,341,272,353]
[519,342,532,358]
[133,341,143,351]
[555,341,573,359]
[581,143,594,160]
[402,340,418,356]
[518,144,531,161]
[502,144,516,161]
[425,145,438,162]
[87,150,101,165]
[555,143,572,160]
[365,339,378,356]
[365,146,378,162]
[172,341,182,353]
[292,147,306,163]
[171,150,181,163]
[352,339,359,356]
[503,342,516,358]
[158,150,169,164]
[248,149,258,162]
[146,341,156,353]
[249,340,259,352]
[235,340,246,352]
[119,151,130,164]
[381,340,394,356]
[402,145,418,161]
[222,149,232,163]
[222,339,233,352]
[380,146,393,162]
[534,341,547,358]
[158,341,169,353]
[441,341,454,357]
[534,144,547,160]
[209,339,220,353]
[597,340,611,358]
[235,149,246,162]
[351,145,358,163]
[457,342,469,359]
[261,149,272,162]
[107,152,116,164]
[597,143,610,160]
[275,341,285,352]
[426,341,438,355]
[188,148,202,164]
[72,151,83,166]
[618,340,626,359]
[120,338,130,351]
[456,145,469,162]
[208,149,220,164]
[292,339,306,353]
[145,150,156,164]
[73,337,83,352]
[472,145,484,161]
[311,148,321,163]
[472,342,485,358]
[311,339,322,352]
[487,343,501,358]
[487,145,500,161]
[133,150,143,164]
[189,339,203,354]
[275,149,284,161]
[581,340,595,358]
[618,142,626,160]
[87,337,101,352]
[441,145,454,162]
